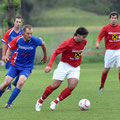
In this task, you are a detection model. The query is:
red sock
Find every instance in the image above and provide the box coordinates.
[38,85,53,104]
[54,98,59,104]
[38,98,43,104]
[119,72,120,83]
[58,87,72,102]
[101,72,108,88]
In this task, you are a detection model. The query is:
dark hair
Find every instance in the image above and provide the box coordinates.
[23,24,32,31]
[74,27,88,36]
[14,16,22,21]
[109,11,119,18]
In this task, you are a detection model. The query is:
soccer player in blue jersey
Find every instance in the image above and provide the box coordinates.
[0,25,47,108]
[2,16,23,91]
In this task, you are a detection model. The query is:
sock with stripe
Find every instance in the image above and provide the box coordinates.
[38,85,53,104]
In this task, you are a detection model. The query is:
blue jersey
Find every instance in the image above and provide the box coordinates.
[8,36,42,70]
[1,28,23,69]
[2,28,23,44]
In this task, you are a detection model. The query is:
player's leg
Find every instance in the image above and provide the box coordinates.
[99,68,110,92]
[5,69,31,108]
[12,75,19,87]
[0,76,13,97]
[99,50,114,92]
[5,61,12,92]
[118,67,120,83]
[0,65,17,97]
[35,80,62,111]
[7,84,12,92]
[116,50,120,83]
[50,78,78,110]
[50,64,80,110]
[35,61,66,111]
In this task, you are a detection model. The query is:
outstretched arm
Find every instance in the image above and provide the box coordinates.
[40,41,47,64]
[44,40,68,73]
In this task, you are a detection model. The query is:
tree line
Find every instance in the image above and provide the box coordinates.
[0,0,120,30]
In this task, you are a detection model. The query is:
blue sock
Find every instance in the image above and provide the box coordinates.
[0,89,5,97]
[12,76,19,85]
[7,84,11,89]
[7,87,21,104]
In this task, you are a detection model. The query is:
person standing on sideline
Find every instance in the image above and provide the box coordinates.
[35,27,88,111]
[1,16,23,91]
[0,25,47,108]
[96,11,120,92]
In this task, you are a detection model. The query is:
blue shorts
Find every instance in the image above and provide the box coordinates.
[6,65,31,78]
[5,61,11,69]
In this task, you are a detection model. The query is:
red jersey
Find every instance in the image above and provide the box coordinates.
[48,37,87,67]
[96,24,120,49]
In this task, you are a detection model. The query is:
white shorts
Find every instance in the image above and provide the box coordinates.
[104,49,120,68]
[52,61,80,81]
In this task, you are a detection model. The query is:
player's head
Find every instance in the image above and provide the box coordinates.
[14,16,22,28]
[109,11,119,19]
[23,25,33,41]
[109,11,119,26]
[74,27,88,36]
[74,27,88,42]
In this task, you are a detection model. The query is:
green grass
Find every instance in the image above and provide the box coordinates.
[31,7,108,27]
[0,63,120,120]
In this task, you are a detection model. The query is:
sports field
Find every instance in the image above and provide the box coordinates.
[0,63,120,120]
[0,8,119,120]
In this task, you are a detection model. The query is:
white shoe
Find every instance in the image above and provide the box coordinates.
[35,100,42,111]
[50,101,57,110]
[6,88,12,92]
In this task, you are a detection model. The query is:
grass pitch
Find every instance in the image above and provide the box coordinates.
[0,63,120,120]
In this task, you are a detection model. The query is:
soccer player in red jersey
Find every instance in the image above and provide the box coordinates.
[35,27,88,111]
[96,11,120,92]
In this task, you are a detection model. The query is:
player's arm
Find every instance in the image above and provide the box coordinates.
[4,48,12,63]
[5,37,18,63]
[1,31,9,62]
[45,41,67,73]
[2,43,8,62]
[40,41,47,64]
[96,27,106,49]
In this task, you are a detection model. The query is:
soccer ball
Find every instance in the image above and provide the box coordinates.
[78,99,91,110]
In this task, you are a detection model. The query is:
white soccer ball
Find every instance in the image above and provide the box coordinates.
[78,99,91,110]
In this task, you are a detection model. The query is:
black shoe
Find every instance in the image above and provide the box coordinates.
[98,87,104,92]
[5,104,13,108]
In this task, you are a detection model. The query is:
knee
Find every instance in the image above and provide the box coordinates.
[17,77,26,88]
[104,69,110,74]
[18,79,25,86]
[5,79,11,86]
[51,81,61,90]
[69,84,77,91]
[51,84,60,90]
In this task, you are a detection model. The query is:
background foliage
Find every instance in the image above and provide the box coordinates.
[0,0,119,63]
[0,0,120,26]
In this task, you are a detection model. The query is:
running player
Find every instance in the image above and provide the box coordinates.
[0,25,47,108]
[35,27,88,111]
